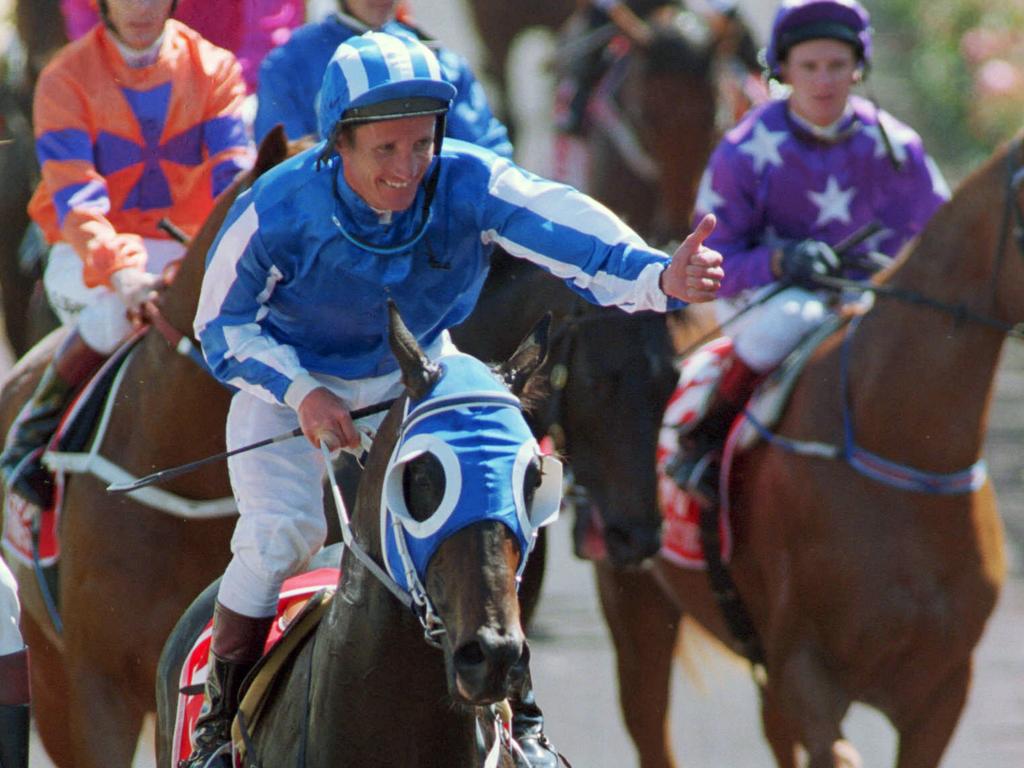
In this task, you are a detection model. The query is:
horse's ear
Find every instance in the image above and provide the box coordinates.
[497,313,551,396]
[388,299,440,400]
[253,125,289,178]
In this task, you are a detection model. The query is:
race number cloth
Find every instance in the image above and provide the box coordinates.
[657,338,734,567]
[171,568,339,766]
[29,21,252,287]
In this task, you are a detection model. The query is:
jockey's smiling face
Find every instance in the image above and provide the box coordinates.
[338,115,437,213]
[105,0,174,50]
[342,0,402,29]
[780,38,860,128]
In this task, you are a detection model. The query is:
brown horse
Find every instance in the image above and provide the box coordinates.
[15,0,69,85]
[463,0,574,136]
[156,304,550,767]
[0,0,67,356]
[583,9,718,243]
[0,129,295,768]
[607,135,1023,767]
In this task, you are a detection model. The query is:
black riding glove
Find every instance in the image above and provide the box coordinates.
[778,239,841,289]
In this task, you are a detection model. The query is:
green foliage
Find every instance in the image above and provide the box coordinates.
[866,0,1024,169]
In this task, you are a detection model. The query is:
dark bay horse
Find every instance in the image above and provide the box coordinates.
[612,134,1024,767]
[584,10,718,243]
[157,304,552,767]
[0,129,294,767]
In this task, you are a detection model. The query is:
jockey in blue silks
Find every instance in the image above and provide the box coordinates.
[253,0,512,158]
[190,31,724,768]
[670,0,950,509]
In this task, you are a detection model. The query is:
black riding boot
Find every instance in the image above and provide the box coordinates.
[179,603,273,768]
[0,648,30,768]
[666,356,762,509]
[0,331,106,508]
[510,646,564,768]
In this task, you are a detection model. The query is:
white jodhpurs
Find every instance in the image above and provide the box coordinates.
[715,283,832,373]
[217,332,458,618]
[0,557,23,655]
[44,239,186,354]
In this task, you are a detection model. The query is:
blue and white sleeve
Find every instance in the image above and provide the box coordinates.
[193,195,318,408]
[480,158,684,312]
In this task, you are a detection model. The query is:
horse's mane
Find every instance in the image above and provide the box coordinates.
[515,371,549,424]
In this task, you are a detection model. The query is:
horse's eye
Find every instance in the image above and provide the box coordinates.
[523,457,542,511]
[402,453,446,522]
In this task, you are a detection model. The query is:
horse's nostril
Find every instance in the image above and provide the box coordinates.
[454,641,486,669]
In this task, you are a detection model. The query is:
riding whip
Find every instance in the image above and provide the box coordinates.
[106,399,395,493]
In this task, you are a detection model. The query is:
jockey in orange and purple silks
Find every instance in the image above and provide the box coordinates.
[0,0,254,513]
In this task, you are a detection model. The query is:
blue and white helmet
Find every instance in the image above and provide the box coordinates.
[316,31,457,142]
[764,0,873,80]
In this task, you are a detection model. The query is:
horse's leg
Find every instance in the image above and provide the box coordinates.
[20,612,74,767]
[767,638,859,768]
[595,562,681,768]
[760,687,800,768]
[892,660,971,768]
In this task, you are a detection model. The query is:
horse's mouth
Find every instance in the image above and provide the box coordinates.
[453,674,512,705]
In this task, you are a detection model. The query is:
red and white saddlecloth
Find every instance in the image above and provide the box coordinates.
[172,567,339,765]
[657,338,734,569]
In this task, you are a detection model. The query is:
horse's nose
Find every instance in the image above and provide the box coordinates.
[604,520,661,567]
[452,627,524,703]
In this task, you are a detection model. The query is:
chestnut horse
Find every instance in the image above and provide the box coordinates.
[0,129,294,768]
[611,135,1023,767]
[157,304,551,767]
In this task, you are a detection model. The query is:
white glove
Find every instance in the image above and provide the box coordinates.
[110,268,161,311]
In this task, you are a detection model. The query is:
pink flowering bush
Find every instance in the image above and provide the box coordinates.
[870,0,1024,161]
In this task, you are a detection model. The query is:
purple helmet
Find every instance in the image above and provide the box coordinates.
[764,0,872,80]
